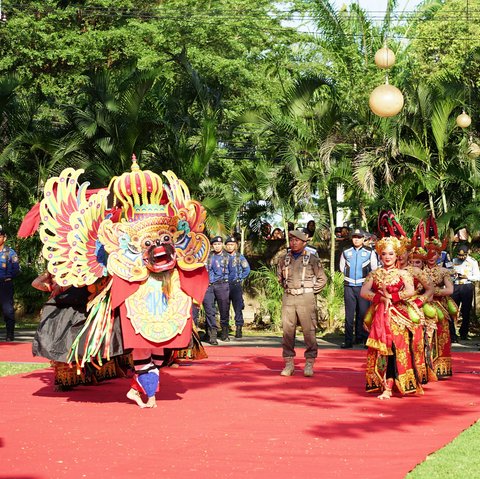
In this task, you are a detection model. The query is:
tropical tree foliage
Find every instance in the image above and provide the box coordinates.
[1,0,480,328]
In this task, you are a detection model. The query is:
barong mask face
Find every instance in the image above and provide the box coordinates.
[142,234,177,273]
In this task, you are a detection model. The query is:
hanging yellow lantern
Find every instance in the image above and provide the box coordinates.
[374,47,396,69]
[369,83,404,118]
[468,141,480,158]
[456,111,472,128]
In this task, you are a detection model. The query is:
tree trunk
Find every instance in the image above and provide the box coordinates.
[441,189,448,214]
[428,193,435,217]
[359,202,368,230]
[240,225,246,255]
[324,184,336,331]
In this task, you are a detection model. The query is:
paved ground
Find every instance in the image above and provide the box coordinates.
[5,327,480,353]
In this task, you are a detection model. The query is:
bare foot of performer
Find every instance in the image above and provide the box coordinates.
[377,389,392,400]
[145,396,157,408]
[127,388,146,408]
[377,378,393,400]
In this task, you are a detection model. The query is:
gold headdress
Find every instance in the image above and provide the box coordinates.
[375,236,401,255]
[397,236,411,256]
[410,246,428,261]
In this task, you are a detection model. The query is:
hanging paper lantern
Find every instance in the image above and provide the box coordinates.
[456,111,472,128]
[374,47,396,69]
[468,141,480,158]
[369,84,404,117]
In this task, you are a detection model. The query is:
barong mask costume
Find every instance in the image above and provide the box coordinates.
[38,156,210,368]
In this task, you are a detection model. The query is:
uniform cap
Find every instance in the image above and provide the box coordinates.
[456,245,469,256]
[351,228,365,238]
[210,235,223,245]
[289,229,309,242]
[225,236,237,244]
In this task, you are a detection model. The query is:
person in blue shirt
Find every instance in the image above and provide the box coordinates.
[224,236,251,338]
[437,250,453,270]
[0,227,20,341]
[339,228,378,348]
[203,236,234,344]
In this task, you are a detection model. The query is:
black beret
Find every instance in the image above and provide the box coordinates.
[210,236,223,244]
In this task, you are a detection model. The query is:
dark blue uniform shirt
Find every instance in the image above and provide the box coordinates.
[0,246,20,280]
[228,252,250,282]
[207,251,233,284]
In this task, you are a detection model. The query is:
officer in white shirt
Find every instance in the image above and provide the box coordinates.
[451,243,480,341]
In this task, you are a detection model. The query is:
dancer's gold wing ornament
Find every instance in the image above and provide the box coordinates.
[39,168,109,287]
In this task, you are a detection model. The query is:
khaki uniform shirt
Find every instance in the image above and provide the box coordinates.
[277,249,327,293]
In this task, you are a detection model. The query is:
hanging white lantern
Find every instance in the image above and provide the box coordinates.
[369,82,404,118]
[456,111,472,128]
[468,141,480,158]
[374,47,396,69]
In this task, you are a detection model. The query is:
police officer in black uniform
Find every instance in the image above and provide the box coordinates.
[0,226,20,341]
[224,236,251,338]
[203,236,233,344]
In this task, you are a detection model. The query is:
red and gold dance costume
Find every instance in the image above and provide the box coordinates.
[402,265,432,384]
[31,274,134,390]
[423,264,458,378]
[53,355,133,389]
[364,267,424,395]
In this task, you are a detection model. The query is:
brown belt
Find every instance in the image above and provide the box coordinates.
[285,287,314,295]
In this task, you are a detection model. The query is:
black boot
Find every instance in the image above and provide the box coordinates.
[235,326,242,339]
[6,321,14,342]
[209,328,218,345]
[220,325,230,341]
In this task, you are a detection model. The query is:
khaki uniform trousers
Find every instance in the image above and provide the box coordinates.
[281,291,318,359]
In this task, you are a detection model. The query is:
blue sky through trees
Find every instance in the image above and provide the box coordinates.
[333,0,422,13]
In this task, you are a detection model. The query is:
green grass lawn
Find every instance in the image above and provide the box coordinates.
[0,362,47,377]
[407,420,480,478]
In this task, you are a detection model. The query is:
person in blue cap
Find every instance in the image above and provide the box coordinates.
[224,235,251,338]
[339,228,378,348]
[0,226,20,341]
[203,236,234,344]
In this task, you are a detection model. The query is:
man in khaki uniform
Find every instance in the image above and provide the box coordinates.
[277,229,327,377]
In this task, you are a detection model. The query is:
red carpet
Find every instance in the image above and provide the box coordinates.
[0,342,479,479]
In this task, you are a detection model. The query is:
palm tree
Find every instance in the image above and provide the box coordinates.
[59,66,163,185]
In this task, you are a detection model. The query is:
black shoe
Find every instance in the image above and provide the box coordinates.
[341,342,353,349]
[209,328,218,345]
[220,326,230,341]
[460,336,469,341]
[6,336,13,342]
[235,327,243,339]
[451,336,459,343]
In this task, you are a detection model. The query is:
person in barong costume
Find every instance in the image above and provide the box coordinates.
[30,156,210,408]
